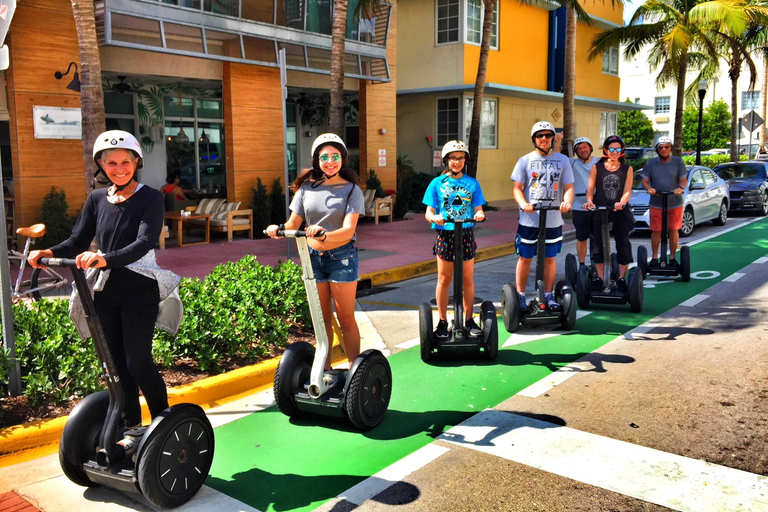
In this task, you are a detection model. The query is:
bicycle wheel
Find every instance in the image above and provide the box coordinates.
[29,268,43,301]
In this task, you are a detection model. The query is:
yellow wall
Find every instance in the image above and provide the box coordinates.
[583,0,624,26]
[575,23,620,101]
[396,95,437,174]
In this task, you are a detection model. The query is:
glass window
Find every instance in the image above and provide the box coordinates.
[600,112,617,142]
[111,14,162,47]
[466,0,498,48]
[602,46,618,75]
[196,99,222,119]
[655,97,671,114]
[205,30,241,58]
[689,170,704,187]
[306,0,332,35]
[105,91,134,115]
[277,42,306,68]
[464,97,497,148]
[278,0,305,29]
[203,0,238,17]
[742,91,760,111]
[437,0,460,44]
[437,97,460,146]
[244,35,277,63]
[163,22,204,53]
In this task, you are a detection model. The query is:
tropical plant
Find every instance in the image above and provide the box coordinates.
[681,99,730,151]
[618,103,655,146]
[37,187,78,248]
[590,0,754,156]
[396,153,415,192]
[366,169,386,198]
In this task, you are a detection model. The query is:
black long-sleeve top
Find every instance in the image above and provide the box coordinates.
[50,185,163,269]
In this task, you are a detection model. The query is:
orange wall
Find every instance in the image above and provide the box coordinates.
[575,23,620,100]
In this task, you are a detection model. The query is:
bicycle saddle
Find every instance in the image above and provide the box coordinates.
[17,223,46,238]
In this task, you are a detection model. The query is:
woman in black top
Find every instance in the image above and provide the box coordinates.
[29,130,169,428]
[583,135,635,291]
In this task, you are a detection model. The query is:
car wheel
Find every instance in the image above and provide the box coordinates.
[760,194,768,217]
[679,208,695,237]
[712,201,728,226]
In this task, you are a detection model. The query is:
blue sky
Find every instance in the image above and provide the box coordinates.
[623,1,639,22]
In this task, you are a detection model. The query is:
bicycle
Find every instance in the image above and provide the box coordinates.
[8,224,68,301]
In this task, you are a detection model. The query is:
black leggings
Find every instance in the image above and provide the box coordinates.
[590,210,633,266]
[94,268,167,427]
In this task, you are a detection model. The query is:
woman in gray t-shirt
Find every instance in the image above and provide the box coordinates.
[266,134,365,386]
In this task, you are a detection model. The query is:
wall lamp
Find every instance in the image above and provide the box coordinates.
[54,62,81,92]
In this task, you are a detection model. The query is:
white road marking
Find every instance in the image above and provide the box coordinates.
[396,337,420,349]
[723,272,745,282]
[516,363,590,397]
[755,256,768,264]
[439,410,768,512]
[339,444,449,505]
[680,294,710,307]
[502,332,561,348]
[624,323,660,340]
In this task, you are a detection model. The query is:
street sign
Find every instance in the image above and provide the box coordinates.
[742,110,764,131]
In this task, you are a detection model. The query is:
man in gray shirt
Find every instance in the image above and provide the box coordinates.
[570,137,600,267]
[641,136,687,266]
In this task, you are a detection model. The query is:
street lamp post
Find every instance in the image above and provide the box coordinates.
[696,79,708,166]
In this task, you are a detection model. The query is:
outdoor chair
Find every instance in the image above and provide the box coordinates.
[186,198,254,242]
[363,189,393,224]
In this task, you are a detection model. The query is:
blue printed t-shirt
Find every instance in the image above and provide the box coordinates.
[422,173,486,230]
[511,151,575,228]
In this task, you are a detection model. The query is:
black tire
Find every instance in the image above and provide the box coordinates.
[137,404,214,509]
[576,265,591,310]
[481,300,498,360]
[760,194,768,217]
[29,268,42,301]
[637,246,648,278]
[680,245,691,282]
[610,253,619,282]
[555,280,577,331]
[273,342,314,418]
[679,207,695,237]
[345,351,392,430]
[501,282,519,333]
[565,253,578,288]
[712,201,728,226]
[419,302,434,362]
[59,390,110,488]
[628,267,643,313]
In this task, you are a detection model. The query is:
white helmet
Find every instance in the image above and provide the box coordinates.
[573,137,593,151]
[655,135,673,149]
[441,140,469,159]
[93,130,142,163]
[311,133,348,159]
[531,121,556,138]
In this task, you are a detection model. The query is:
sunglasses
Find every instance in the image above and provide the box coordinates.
[319,153,342,163]
[534,133,555,140]
[448,156,466,162]
[606,147,623,153]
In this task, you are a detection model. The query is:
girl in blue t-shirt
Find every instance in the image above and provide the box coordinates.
[422,140,486,340]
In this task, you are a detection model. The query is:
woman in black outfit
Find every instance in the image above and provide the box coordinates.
[29,130,176,428]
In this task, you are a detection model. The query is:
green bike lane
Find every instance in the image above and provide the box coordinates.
[206,218,768,512]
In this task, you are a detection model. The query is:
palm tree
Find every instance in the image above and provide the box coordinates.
[589,0,752,156]
[71,0,106,194]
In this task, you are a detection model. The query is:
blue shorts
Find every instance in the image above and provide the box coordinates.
[515,225,563,259]
[308,242,359,283]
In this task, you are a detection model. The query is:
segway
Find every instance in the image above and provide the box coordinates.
[268,229,392,430]
[636,192,691,282]
[574,207,644,313]
[501,201,577,333]
[419,218,498,362]
[43,258,214,509]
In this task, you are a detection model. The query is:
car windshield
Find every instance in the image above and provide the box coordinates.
[714,164,766,180]
[633,171,643,189]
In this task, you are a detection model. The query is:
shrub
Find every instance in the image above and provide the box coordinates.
[37,187,77,248]
[397,169,433,215]
[270,178,286,225]
[366,169,387,198]
[251,178,270,235]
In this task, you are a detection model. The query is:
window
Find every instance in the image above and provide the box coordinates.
[655,97,671,115]
[437,0,460,44]
[600,112,617,142]
[634,98,640,104]
[104,91,136,134]
[464,97,497,148]
[466,0,498,48]
[602,46,618,75]
[437,97,460,146]
[742,91,760,111]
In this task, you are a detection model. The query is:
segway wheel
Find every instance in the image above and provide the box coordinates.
[345,351,392,430]
[680,245,691,282]
[610,253,620,282]
[59,390,110,487]
[637,246,648,278]
[137,404,214,509]
[419,302,434,362]
[274,341,314,417]
[628,267,644,313]
[565,253,578,288]
[480,300,498,360]
[555,280,577,331]
[576,265,591,310]
[501,282,520,333]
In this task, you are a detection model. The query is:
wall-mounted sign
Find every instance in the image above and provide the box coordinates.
[33,106,82,139]
[433,150,442,167]
[378,148,386,167]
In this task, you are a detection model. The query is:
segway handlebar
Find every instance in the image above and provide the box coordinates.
[263,229,325,239]
[530,201,563,212]
[442,217,486,224]
[39,257,78,267]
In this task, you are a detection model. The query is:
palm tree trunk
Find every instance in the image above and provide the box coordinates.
[672,54,689,157]
[71,0,106,195]
[561,6,577,157]
[467,0,496,178]
[329,0,348,136]
[730,74,739,162]
[760,52,767,154]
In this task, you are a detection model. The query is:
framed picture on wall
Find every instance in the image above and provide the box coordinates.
[33,106,82,139]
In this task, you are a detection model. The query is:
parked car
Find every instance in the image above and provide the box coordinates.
[624,147,656,161]
[628,165,729,237]
[712,161,768,216]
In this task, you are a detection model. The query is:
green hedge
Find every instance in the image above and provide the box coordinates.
[0,256,311,405]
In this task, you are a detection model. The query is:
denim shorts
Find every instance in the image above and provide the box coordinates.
[308,241,359,283]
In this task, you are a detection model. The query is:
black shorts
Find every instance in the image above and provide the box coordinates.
[433,228,477,262]
[572,209,593,242]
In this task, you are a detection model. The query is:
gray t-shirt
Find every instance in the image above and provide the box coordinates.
[290,180,365,240]
[570,156,599,210]
[641,156,687,209]
[511,151,575,228]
